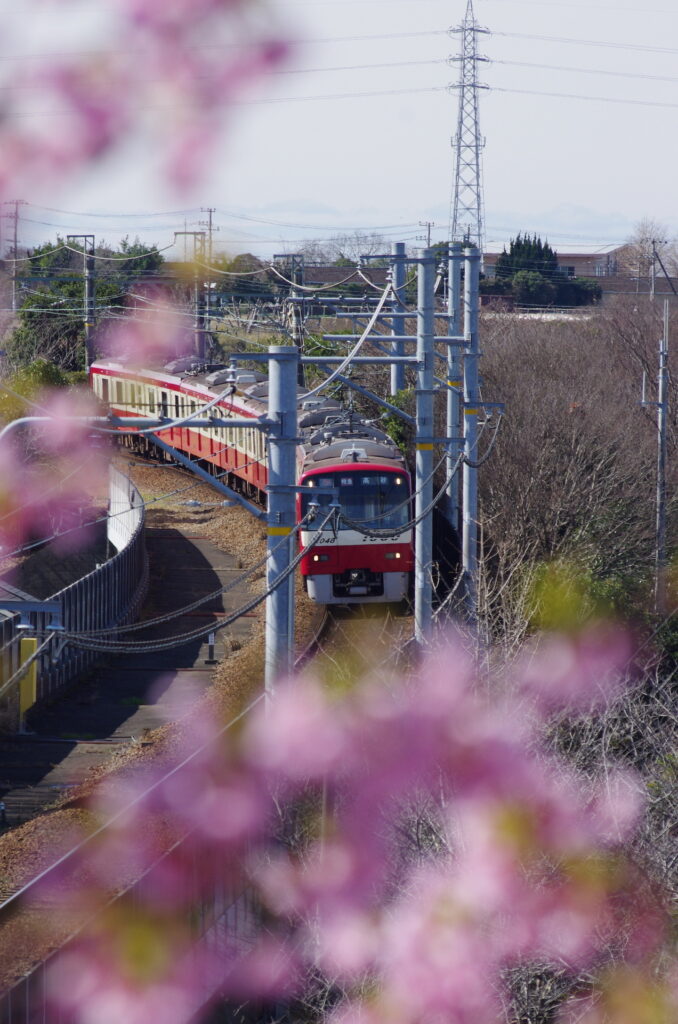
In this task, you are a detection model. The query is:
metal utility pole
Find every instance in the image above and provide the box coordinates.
[67,234,96,370]
[462,245,481,620]
[414,247,436,646]
[390,241,407,395]
[446,241,464,534]
[449,0,489,256]
[175,231,207,361]
[265,345,299,695]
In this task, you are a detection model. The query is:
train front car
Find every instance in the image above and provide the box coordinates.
[297,415,413,604]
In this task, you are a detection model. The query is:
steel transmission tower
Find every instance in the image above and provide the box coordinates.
[449,0,489,252]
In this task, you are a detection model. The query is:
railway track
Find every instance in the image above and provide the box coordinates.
[295,603,415,684]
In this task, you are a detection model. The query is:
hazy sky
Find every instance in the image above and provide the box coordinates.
[8,0,678,258]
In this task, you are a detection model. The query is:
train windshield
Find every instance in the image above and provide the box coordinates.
[302,470,410,530]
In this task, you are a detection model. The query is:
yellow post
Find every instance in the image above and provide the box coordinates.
[19,637,38,717]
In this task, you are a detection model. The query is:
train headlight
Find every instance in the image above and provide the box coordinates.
[312,554,329,562]
[385,552,401,560]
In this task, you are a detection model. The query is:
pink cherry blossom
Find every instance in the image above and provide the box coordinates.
[244,676,349,784]
[102,290,193,367]
[0,0,290,200]
[517,624,632,711]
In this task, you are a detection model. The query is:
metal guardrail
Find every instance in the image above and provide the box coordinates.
[36,466,148,699]
[0,466,148,725]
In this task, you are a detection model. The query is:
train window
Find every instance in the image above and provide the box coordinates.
[302,470,409,530]
[175,395,180,419]
[115,380,124,404]
[101,378,109,404]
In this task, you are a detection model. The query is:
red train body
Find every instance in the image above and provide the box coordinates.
[91,359,414,604]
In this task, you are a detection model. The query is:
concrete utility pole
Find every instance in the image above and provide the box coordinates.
[199,207,217,264]
[414,247,436,645]
[174,231,207,361]
[5,199,27,313]
[200,207,217,318]
[447,241,464,535]
[462,245,481,620]
[655,301,669,614]
[274,253,306,386]
[265,346,299,695]
[390,241,407,395]
[449,0,489,256]
[419,221,435,248]
[67,234,96,371]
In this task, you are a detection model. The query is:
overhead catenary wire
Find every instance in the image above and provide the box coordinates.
[63,243,174,261]
[342,446,450,526]
[342,451,465,539]
[300,281,393,401]
[0,446,267,561]
[72,513,314,637]
[62,507,336,653]
[0,691,266,916]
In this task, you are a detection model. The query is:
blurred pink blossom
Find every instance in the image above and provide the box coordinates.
[517,625,632,711]
[245,677,349,784]
[102,290,193,367]
[37,630,673,1024]
[0,0,290,199]
[0,390,108,556]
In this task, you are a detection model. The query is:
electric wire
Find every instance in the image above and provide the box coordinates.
[300,281,393,401]
[492,85,678,112]
[341,450,464,539]
[495,58,678,87]
[494,29,678,56]
[0,691,266,916]
[3,245,69,263]
[72,514,313,637]
[62,507,335,653]
[267,264,363,292]
[63,243,174,261]
[337,446,449,526]
[0,634,54,703]
[89,384,247,438]
[463,412,503,469]
[0,447,267,561]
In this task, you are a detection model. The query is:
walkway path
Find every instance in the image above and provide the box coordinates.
[0,500,260,828]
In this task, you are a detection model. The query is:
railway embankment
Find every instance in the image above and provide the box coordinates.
[0,459,291,884]
[0,456,321,991]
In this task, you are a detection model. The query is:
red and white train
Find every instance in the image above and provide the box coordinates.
[90,358,414,604]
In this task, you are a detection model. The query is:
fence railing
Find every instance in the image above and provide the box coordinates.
[0,466,148,725]
[35,465,148,700]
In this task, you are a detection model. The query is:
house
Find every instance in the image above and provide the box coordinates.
[483,245,622,279]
